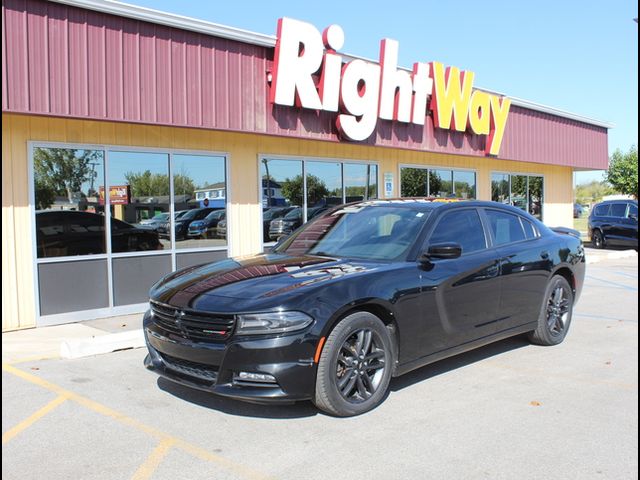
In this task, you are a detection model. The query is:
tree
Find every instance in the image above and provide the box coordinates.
[574,180,614,205]
[33,148,100,206]
[606,146,638,198]
[124,171,195,197]
[281,174,328,206]
[400,168,428,197]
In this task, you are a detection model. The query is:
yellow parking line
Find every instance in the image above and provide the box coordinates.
[5,355,61,364]
[2,363,276,480]
[131,438,175,480]
[2,394,68,445]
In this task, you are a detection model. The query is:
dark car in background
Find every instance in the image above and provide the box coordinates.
[158,208,217,241]
[143,200,585,416]
[36,210,162,257]
[588,199,638,249]
[262,207,296,241]
[268,206,328,241]
[573,203,584,219]
[139,212,170,231]
[188,209,225,239]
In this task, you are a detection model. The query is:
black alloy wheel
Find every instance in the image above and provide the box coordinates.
[314,311,394,417]
[592,229,605,249]
[528,275,574,346]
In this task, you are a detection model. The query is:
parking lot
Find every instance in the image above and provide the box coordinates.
[2,256,638,480]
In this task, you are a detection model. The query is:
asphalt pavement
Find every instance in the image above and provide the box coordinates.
[2,254,638,480]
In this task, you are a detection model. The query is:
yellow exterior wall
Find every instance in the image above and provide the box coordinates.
[2,113,574,331]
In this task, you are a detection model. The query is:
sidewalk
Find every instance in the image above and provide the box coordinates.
[2,247,637,364]
[2,313,144,364]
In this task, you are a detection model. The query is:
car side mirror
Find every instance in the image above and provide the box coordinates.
[419,243,463,262]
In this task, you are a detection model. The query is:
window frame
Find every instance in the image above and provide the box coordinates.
[423,207,489,256]
[29,141,230,324]
[399,163,478,199]
[258,154,380,250]
[480,208,541,247]
[490,171,546,221]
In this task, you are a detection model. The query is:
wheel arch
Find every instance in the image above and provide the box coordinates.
[551,266,576,298]
[320,300,400,373]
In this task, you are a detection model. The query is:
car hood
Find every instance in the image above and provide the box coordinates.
[150,253,381,309]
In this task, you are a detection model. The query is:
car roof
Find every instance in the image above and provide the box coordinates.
[596,199,637,205]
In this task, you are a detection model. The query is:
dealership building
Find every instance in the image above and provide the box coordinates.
[2,0,611,331]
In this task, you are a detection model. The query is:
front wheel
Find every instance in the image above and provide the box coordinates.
[314,312,394,417]
[591,229,605,249]
[528,276,574,346]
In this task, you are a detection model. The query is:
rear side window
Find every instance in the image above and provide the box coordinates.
[521,218,538,239]
[485,210,526,245]
[610,204,627,217]
[594,204,610,216]
[429,209,486,254]
[627,204,638,218]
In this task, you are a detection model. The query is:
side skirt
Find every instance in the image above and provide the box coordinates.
[393,322,538,377]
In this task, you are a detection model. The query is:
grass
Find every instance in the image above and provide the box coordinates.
[573,217,588,233]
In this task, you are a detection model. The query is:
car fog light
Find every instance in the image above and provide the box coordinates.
[235,371,277,383]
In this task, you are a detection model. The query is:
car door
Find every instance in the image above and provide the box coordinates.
[621,203,638,247]
[482,209,551,331]
[607,203,629,244]
[418,207,502,353]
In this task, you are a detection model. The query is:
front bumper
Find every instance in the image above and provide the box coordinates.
[143,311,318,403]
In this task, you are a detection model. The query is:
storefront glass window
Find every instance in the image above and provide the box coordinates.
[430,169,454,198]
[400,167,428,197]
[491,173,510,204]
[453,171,476,199]
[108,151,170,252]
[261,159,304,208]
[34,147,106,258]
[172,154,227,249]
[344,164,378,202]
[305,161,342,221]
[528,176,544,220]
[401,167,475,199]
[492,173,544,220]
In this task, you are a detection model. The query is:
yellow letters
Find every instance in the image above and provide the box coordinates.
[486,96,511,156]
[430,62,475,132]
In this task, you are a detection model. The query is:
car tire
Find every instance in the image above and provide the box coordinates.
[528,275,574,346]
[591,229,605,249]
[313,311,394,417]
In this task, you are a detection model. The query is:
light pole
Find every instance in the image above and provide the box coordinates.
[262,158,273,207]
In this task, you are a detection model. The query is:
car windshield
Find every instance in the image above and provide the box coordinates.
[264,209,284,221]
[205,210,225,220]
[283,208,302,220]
[275,205,431,261]
[179,209,203,221]
[151,213,169,221]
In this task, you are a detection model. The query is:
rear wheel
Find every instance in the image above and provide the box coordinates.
[314,312,393,417]
[591,229,605,249]
[528,276,574,346]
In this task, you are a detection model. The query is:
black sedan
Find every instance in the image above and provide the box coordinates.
[143,200,585,416]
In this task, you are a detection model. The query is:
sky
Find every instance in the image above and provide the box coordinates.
[119,0,638,185]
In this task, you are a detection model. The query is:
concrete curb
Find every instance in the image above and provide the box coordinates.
[585,249,638,265]
[60,329,145,359]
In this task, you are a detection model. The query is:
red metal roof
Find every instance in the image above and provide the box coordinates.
[2,0,609,169]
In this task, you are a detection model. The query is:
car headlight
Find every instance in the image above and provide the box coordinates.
[235,311,313,335]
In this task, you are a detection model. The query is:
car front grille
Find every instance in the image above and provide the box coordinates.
[160,352,218,382]
[150,300,235,342]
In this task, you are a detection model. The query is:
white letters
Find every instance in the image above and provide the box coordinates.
[378,39,413,122]
[270,18,324,109]
[270,18,510,154]
[337,60,381,141]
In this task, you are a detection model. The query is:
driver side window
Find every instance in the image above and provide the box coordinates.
[429,209,487,254]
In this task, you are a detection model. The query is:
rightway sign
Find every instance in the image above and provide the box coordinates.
[269,17,511,156]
